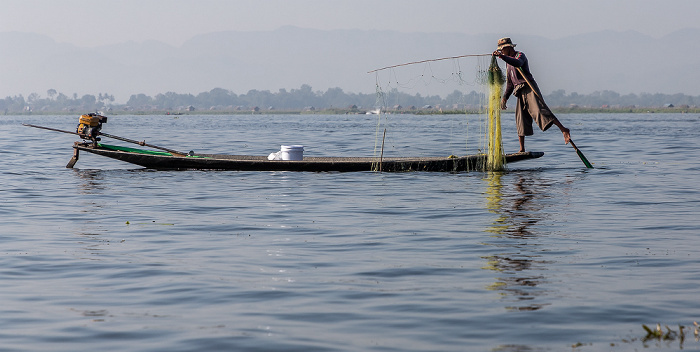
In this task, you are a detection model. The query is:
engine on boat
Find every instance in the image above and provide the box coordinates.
[76,113,107,141]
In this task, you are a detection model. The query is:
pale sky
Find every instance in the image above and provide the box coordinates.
[2,0,698,47]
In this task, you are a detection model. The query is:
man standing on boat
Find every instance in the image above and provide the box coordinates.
[493,37,570,152]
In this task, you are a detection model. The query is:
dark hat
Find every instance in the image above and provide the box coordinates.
[497,37,516,50]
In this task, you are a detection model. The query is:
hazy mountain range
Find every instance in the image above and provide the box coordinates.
[0,26,696,103]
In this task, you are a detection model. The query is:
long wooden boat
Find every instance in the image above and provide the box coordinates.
[71,142,544,172]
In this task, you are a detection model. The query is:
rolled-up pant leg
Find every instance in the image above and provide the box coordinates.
[515,87,556,136]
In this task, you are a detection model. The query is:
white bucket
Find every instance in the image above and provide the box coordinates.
[280,145,304,160]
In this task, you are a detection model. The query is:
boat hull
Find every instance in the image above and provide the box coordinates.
[73,144,544,172]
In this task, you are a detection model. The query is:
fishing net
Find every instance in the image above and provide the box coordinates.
[369,53,507,171]
[486,55,505,171]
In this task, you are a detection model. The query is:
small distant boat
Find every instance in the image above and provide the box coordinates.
[71,142,544,172]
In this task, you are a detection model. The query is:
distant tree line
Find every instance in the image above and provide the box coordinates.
[1,90,115,114]
[4,85,700,114]
[543,89,700,109]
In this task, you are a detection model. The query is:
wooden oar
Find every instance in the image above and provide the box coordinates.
[23,123,189,156]
[514,67,593,168]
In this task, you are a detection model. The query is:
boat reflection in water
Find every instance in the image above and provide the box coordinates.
[481,172,554,311]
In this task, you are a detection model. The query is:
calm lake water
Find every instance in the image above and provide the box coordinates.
[1,112,699,351]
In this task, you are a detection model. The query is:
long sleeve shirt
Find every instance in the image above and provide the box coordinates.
[500,51,540,98]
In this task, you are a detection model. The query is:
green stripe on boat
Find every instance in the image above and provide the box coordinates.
[98,143,174,156]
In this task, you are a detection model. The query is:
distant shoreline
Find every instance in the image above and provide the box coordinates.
[7,106,700,116]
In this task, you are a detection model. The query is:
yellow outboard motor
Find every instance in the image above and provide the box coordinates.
[76,113,107,142]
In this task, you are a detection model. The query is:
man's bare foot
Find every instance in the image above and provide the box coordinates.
[518,149,526,153]
[562,128,571,144]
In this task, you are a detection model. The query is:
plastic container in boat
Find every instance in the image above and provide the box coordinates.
[280,145,304,160]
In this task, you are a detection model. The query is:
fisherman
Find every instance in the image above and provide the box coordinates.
[493,37,570,152]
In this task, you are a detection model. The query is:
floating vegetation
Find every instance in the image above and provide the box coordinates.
[126,220,174,226]
[571,322,700,350]
[641,322,699,345]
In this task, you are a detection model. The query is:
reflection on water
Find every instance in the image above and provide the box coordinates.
[72,170,113,257]
[75,232,110,259]
[74,169,107,194]
[482,172,552,311]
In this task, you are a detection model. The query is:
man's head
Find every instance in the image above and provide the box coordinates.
[497,37,516,56]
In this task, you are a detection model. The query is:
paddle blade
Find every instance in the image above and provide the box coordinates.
[576,149,593,168]
[568,139,593,168]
